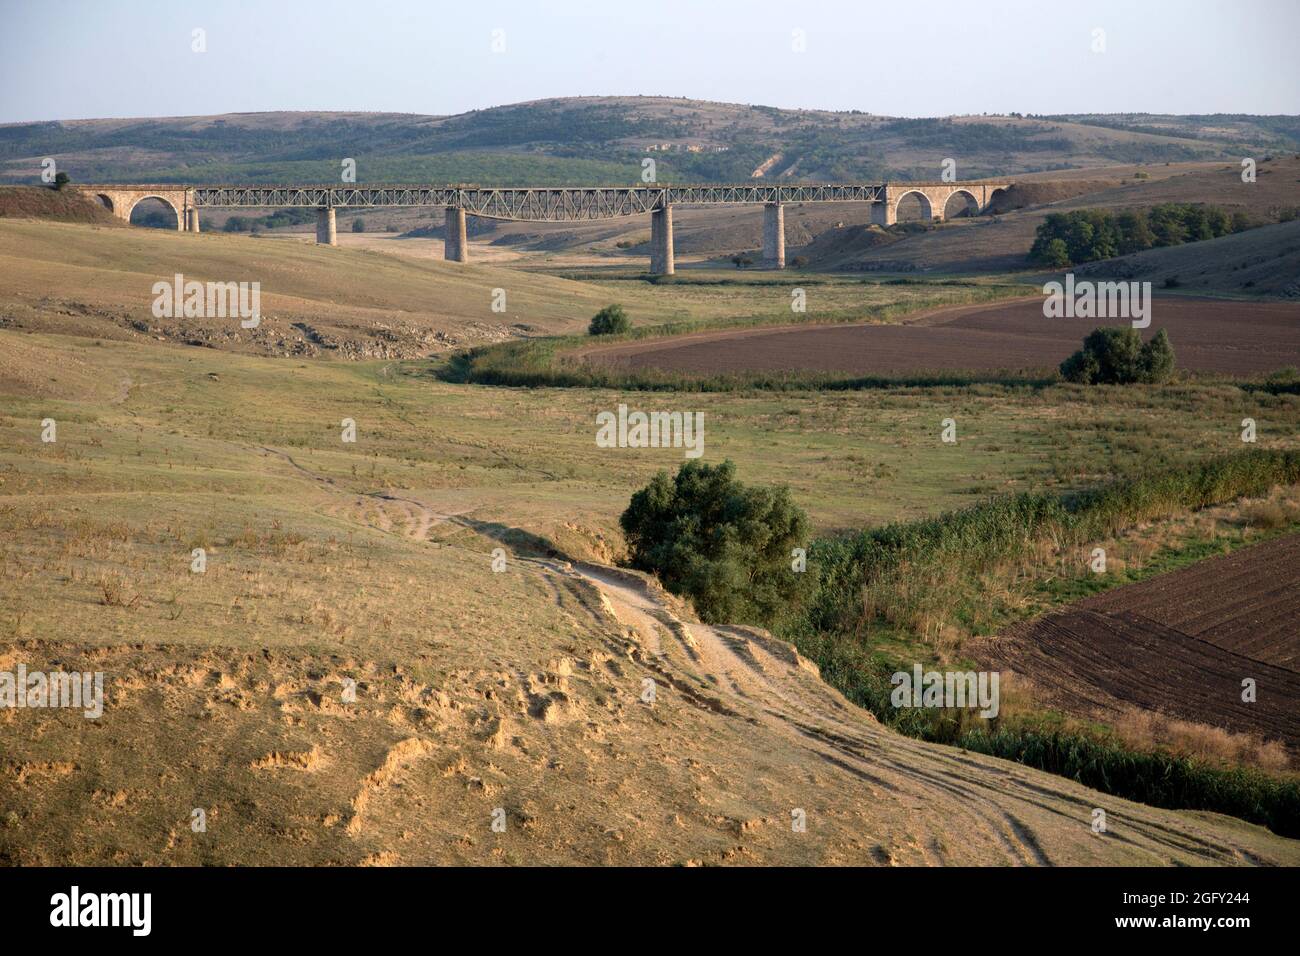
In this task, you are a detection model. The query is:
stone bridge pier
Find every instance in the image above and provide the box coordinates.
[650,204,674,276]
[444,207,468,262]
[762,202,785,269]
[316,207,337,246]
[871,182,1010,226]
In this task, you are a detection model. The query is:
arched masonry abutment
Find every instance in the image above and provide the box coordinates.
[84,186,195,231]
[870,182,1009,226]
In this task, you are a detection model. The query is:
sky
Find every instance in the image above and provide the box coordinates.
[2,0,1297,123]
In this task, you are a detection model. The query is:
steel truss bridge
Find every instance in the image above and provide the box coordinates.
[77,179,1010,272]
[191,183,887,222]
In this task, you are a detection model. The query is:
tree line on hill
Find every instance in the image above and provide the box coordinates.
[1028,203,1262,267]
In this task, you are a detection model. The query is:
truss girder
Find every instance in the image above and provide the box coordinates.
[186,183,889,221]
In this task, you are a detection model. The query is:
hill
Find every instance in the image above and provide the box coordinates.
[1073,219,1300,298]
[3,97,1296,187]
[0,217,687,358]
[797,154,1300,281]
[0,184,122,225]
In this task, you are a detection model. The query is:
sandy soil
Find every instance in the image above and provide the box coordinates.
[7,457,1297,865]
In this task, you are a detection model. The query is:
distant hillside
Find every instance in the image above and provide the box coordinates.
[795,154,1300,282]
[2,97,1296,187]
[1073,218,1300,298]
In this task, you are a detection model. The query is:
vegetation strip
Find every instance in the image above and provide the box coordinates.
[621,449,1300,835]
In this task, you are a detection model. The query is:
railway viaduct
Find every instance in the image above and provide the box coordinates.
[78,180,1010,275]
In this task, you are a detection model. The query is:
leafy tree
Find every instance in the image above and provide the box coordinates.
[1139,329,1176,382]
[1115,211,1153,254]
[1039,238,1071,267]
[588,304,629,335]
[1147,205,1187,246]
[1062,217,1095,264]
[52,171,70,190]
[352,217,366,233]
[1060,327,1176,384]
[620,460,809,625]
[1206,207,1231,238]
[1030,203,1245,266]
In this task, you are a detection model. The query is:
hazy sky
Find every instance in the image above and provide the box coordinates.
[2,0,1297,123]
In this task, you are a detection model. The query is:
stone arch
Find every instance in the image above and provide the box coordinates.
[127,195,182,230]
[943,188,980,219]
[94,193,115,213]
[893,189,933,222]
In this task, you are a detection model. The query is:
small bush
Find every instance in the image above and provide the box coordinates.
[588,304,630,336]
[621,460,809,626]
[98,574,139,608]
[1060,327,1176,384]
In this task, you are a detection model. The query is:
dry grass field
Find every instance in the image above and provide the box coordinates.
[3,199,1299,865]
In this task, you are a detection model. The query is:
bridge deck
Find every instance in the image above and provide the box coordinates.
[188,184,890,220]
[75,181,1009,223]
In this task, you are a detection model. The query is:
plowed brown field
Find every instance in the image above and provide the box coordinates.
[584,297,1300,377]
[985,534,1300,749]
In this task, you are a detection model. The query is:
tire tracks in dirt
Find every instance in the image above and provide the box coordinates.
[243,440,1296,865]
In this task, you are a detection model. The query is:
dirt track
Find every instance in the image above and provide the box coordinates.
[532,558,1299,864]
[984,534,1300,750]
[583,297,1300,377]
[8,440,1299,866]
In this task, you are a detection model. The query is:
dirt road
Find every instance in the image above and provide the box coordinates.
[535,557,1297,865]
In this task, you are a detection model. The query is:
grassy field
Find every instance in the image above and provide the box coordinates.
[4,216,1300,861]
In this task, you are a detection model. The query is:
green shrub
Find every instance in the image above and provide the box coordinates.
[588,304,630,335]
[1140,328,1176,382]
[620,460,809,625]
[1060,327,1176,384]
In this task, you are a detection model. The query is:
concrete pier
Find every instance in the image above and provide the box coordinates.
[185,208,201,233]
[316,207,337,246]
[650,204,674,276]
[762,202,785,269]
[445,206,468,262]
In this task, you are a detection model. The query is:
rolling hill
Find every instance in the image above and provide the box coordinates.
[3,97,1296,187]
